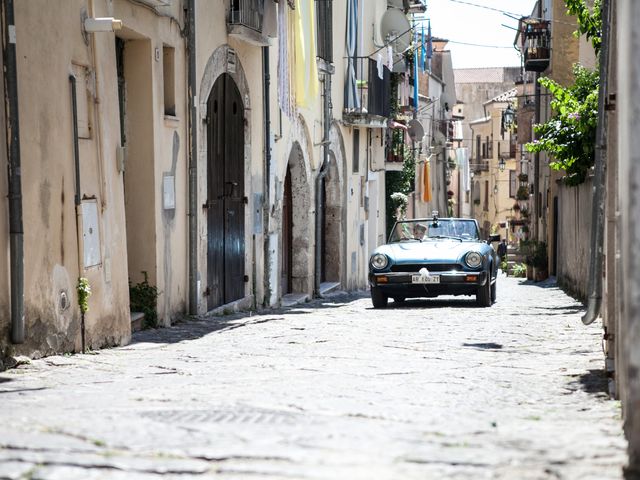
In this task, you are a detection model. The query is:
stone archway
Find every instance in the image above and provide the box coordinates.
[321,152,342,283]
[197,45,251,312]
[281,142,312,295]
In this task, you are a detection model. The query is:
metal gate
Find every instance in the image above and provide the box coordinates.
[206,74,245,310]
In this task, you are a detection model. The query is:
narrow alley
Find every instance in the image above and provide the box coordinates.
[0,276,626,479]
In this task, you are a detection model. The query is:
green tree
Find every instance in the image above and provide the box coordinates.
[385,145,415,237]
[526,65,599,186]
[526,0,603,186]
[565,0,602,54]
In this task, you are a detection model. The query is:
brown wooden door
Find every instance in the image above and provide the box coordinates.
[282,167,293,293]
[206,74,245,310]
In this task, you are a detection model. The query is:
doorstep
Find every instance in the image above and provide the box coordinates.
[131,311,145,332]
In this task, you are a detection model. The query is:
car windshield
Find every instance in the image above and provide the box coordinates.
[389,219,480,242]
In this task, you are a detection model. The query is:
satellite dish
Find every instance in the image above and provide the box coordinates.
[408,119,425,141]
[380,9,412,53]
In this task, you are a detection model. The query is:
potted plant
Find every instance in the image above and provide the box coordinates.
[528,241,548,282]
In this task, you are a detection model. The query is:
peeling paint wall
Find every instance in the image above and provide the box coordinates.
[1,0,189,358]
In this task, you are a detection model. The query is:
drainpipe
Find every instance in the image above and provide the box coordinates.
[187,0,198,315]
[582,0,611,325]
[2,0,24,344]
[70,75,85,351]
[314,72,332,297]
[262,45,271,306]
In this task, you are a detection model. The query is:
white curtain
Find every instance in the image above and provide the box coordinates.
[345,0,359,111]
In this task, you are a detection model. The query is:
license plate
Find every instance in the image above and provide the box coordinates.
[412,274,440,284]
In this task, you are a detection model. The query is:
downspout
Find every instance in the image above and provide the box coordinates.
[187,0,198,315]
[70,75,85,351]
[262,45,271,306]
[2,0,24,344]
[582,0,611,325]
[314,72,332,297]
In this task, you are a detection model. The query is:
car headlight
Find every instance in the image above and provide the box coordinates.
[465,251,483,269]
[370,253,389,270]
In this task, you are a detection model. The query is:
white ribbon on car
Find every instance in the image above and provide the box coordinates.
[419,267,431,278]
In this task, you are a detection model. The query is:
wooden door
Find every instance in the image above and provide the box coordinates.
[282,168,293,293]
[206,74,245,310]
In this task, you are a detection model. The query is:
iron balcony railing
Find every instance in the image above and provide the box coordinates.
[523,20,551,72]
[229,0,264,33]
[344,56,391,126]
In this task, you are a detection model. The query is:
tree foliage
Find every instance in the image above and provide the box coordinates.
[77,277,91,314]
[565,0,602,55]
[526,65,599,186]
[385,145,415,237]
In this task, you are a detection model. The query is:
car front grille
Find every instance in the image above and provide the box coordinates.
[390,263,462,273]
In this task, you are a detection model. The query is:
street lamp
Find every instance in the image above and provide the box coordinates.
[502,104,515,129]
[498,157,506,172]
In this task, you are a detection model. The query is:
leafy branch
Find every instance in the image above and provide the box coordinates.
[565,0,602,55]
[77,277,91,314]
[526,64,599,186]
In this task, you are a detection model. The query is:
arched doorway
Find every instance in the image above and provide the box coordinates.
[281,143,311,295]
[206,73,245,310]
[321,152,342,283]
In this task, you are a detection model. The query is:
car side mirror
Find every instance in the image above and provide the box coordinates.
[487,234,501,244]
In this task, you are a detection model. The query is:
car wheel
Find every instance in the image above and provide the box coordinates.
[392,296,405,304]
[490,278,497,303]
[371,287,388,309]
[476,278,492,307]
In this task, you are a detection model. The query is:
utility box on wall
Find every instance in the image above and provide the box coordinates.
[82,200,101,268]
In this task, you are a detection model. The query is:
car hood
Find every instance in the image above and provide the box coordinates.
[374,240,485,263]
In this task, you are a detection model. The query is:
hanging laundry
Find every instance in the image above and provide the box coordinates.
[294,0,319,108]
[376,53,384,80]
[277,2,294,118]
[422,161,432,203]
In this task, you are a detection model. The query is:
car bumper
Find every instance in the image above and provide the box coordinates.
[368,271,488,297]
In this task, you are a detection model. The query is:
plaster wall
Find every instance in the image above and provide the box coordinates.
[556,178,593,301]
[113,0,189,325]
[3,0,136,356]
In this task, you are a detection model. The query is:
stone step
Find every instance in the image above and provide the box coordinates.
[131,311,145,332]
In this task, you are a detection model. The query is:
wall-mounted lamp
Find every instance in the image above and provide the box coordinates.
[493,185,499,195]
[84,17,123,33]
[498,158,506,172]
[502,103,515,129]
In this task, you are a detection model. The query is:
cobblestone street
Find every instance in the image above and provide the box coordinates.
[0,276,628,479]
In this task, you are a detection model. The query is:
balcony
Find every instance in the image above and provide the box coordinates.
[522,20,550,72]
[470,160,489,173]
[228,0,271,46]
[343,57,391,128]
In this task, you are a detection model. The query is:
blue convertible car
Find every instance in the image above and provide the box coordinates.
[368,215,498,308]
